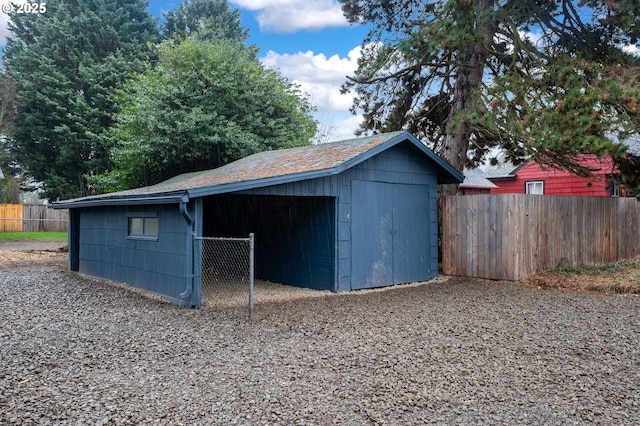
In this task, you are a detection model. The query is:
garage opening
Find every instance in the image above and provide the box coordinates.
[202,194,336,291]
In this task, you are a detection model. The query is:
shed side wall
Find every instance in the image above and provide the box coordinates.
[77,204,191,303]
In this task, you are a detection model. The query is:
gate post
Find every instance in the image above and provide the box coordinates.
[249,233,255,319]
[192,236,202,309]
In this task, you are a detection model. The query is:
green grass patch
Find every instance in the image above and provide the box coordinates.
[552,257,635,275]
[0,231,67,243]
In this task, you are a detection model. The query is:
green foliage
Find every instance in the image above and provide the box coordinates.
[1,0,159,201]
[0,71,20,137]
[339,0,640,188]
[616,153,640,198]
[90,37,317,191]
[0,71,25,199]
[486,58,632,175]
[162,0,249,44]
[0,175,21,204]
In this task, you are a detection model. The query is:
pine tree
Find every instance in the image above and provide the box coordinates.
[339,0,640,194]
[2,0,159,200]
[162,0,249,43]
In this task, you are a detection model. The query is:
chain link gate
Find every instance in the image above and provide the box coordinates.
[197,234,255,318]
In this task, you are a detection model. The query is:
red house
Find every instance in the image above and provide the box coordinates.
[486,155,624,197]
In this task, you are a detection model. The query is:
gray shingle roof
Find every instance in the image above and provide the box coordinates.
[481,163,520,179]
[461,168,498,189]
[138,132,404,195]
[52,131,463,208]
[623,136,640,156]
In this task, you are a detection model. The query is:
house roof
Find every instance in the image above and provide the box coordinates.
[623,135,640,156]
[461,168,498,189]
[52,131,463,209]
[482,163,521,180]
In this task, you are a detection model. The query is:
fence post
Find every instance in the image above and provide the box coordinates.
[249,233,255,319]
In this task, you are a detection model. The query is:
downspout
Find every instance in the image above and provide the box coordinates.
[179,195,194,302]
[180,195,193,225]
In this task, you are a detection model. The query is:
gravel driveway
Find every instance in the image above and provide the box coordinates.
[1,267,639,425]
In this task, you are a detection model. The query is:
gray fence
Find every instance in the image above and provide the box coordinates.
[198,234,255,317]
[442,194,640,281]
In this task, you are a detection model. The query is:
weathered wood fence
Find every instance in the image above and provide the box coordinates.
[0,204,68,232]
[442,194,640,281]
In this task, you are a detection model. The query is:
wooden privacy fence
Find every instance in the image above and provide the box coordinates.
[0,204,68,232]
[442,194,640,281]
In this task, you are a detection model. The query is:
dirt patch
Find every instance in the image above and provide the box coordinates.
[0,248,67,271]
[525,256,640,295]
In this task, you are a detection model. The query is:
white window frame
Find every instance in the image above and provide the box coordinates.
[610,176,620,197]
[525,180,544,195]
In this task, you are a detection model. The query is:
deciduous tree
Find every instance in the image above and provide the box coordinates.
[90,37,317,191]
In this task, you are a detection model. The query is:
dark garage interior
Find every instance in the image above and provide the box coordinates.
[203,194,336,291]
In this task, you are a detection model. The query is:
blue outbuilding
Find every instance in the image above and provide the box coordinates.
[52,131,463,308]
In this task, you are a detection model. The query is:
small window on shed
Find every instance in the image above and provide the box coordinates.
[128,216,158,238]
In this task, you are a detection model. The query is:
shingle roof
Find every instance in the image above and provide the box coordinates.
[623,136,640,156]
[52,131,463,208]
[482,163,520,179]
[461,168,498,189]
[136,132,403,195]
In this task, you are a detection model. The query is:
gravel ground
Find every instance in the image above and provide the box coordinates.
[1,267,639,425]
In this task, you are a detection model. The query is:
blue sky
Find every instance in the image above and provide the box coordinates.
[0,0,369,142]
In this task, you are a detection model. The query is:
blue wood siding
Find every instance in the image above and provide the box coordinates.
[351,180,394,288]
[239,175,338,197]
[350,181,433,289]
[203,195,336,291]
[337,143,439,291]
[77,204,192,304]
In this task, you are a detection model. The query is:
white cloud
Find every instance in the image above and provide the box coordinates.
[518,30,545,48]
[231,0,347,33]
[262,48,359,83]
[261,46,360,114]
[260,46,362,142]
[0,15,11,46]
[318,115,362,142]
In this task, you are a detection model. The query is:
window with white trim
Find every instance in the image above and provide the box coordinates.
[609,175,621,197]
[525,180,544,195]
